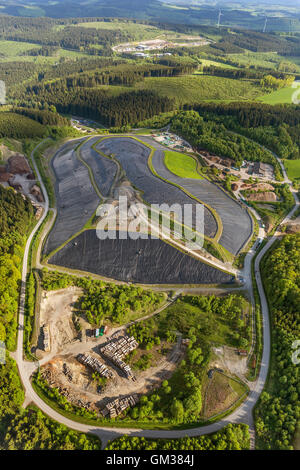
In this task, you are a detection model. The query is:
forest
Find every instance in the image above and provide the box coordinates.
[0,186,34,349]
[0,189,100,450]
[0,16,131,53]
[106,423,250,450]
[121,294,249,426]
[255,234,300,450]
[187,103,300,162]
[170,110,282,178]
[40,269,165,325]
[3,408,101,450]
[0,113,46,139]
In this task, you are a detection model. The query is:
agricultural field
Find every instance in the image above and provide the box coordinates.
[164,150,203,180]
[134,75,262,105]
[0,40,41,60]
[202,371,247,419]
[48,229,233,285]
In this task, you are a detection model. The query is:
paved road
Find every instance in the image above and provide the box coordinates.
[14,138,299,450]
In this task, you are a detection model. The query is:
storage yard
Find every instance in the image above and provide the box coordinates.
[38,323,184,416]
[100,335,139,379]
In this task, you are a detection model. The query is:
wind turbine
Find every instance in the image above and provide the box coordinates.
[289,19,293,36]
[217,9,223,29]
[263,17,268,33]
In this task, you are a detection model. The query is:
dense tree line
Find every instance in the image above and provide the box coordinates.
[202,66,292,83]
[13,107,70,127]
[0,16,131,53]
[3,408,101,450]
[13,108,70,126]
[76,283,164,325]
[0,186,34,349]
[0,356,24,421]
[189,102,300,160]
[106,423,250,450]
[0,113,46,139]
[263,235,299,336]
[191,102,300,128]
[221,30,293,54]
[40,269,164,325]
[0,61,40,87]
[255,234,300,450]
[31,63,196,90]
[40,57,125,82]
[170,110,282,177]
[21,45,59,57]
[17,83,174,127]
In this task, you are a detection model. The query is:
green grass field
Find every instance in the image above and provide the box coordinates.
[257,85,300,104]
[0,40,40,59]
[75,20,189,42]
[0,40,88,63]
[164,150,203,179]
[135,75,261,105]
[196,59,237,69]
[284,159,300,182]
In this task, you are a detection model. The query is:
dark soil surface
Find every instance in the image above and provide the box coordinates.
[140,136,252,255]
[49,229,233,285]
[80,137,117,197]
[96,137,217,239]
[43,140,100,255]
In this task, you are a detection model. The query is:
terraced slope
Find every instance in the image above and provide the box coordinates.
[79,137,117,197]
[43,140,100,255]
[96,137,218,239]
[49,230,233,285]
[140,137,252,255]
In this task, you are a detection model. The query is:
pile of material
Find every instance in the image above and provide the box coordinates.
[41,366,96,411]
[42,325,50,352]
[30,184,44,203]
[77,353,114,379]
[8,154,30,174]
[100,335,138,379]
[102,394,139,418]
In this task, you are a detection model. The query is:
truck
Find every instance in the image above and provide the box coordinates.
[93,325,108,337]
